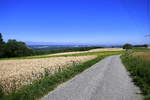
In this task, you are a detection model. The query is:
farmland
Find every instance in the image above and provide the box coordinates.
[49,48,123,56]
[0,49,123,100]
[0,48,124,60]
[132,51,150,61]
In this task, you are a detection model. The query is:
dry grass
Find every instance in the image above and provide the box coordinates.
[0,56,96,94]
[132,51,150,61]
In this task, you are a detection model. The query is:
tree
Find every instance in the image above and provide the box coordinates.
[0,33,5,57]
[123,43,132,50]
[0,33,3,43]
[143,44,148,48]
[0,33,34,58]
[4,39,33,57]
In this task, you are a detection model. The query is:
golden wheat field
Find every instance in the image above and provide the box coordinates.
[133,51,150,61]
[0,56,96,94]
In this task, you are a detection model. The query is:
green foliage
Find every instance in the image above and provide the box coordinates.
[0,33,5,57]
[123,43,133,50]
[4,39,33,57]
[0,44,5,57]
[0,33,33,58]
[0,33,4,44]
[1,56,105,100]
[121,52,150,99]
[145,95,150,100]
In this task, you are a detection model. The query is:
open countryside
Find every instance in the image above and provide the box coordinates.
[0,0,149,100]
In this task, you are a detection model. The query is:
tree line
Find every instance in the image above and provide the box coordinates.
[123,43,148,50]
[33,46,102,55]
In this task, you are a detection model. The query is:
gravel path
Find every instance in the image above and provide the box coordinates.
[41,55,142,100]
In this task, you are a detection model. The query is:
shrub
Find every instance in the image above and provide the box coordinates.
[123,43,132,50]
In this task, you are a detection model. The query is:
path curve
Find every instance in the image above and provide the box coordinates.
[41,55,142,100]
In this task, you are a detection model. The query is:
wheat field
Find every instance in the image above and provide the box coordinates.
[0,56,96,94]
[133,51,150,61]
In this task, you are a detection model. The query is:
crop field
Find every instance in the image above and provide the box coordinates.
[0,48,123,100]
[47,48,124,56]
[0,56,96,94]
[60,51,123,57]
[132,51,150,61]
[0,48,124,60]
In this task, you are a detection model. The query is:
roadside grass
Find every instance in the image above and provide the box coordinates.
[0,51,123,60]
[121,51,150,100]
[0,55,107,100]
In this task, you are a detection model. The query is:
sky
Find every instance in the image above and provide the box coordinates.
[0,0,150,45]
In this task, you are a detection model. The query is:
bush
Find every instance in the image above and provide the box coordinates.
[123,43,132,50]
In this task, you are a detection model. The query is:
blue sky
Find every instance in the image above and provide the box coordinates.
[0,0,149,45]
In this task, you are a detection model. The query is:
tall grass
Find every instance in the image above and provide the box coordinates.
[121,52,150,100]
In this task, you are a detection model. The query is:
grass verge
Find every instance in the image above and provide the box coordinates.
[121,52,150,100]
[0,55,106,100]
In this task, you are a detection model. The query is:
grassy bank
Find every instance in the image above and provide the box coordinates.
[121,52,150,100]
[0,55,106,100]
